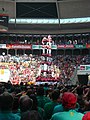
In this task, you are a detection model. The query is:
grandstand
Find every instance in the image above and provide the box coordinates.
[0,0,90,85]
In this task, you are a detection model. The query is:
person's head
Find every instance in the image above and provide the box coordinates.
[36,86,44,96]
[19,95,33,113]
[29,94,38,110]
[77,86,83,96]
[0,92,13,111]
[82,112,90,120]
[62,92,77,110]
[12,97,19,112]
[51,89,60,101]
[26,89,33,97]
[21,110,42,120]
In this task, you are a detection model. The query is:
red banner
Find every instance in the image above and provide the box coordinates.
[6,44,32,49]
[0,14,9,16]
[57,44,74,49]
[86,44,90,48]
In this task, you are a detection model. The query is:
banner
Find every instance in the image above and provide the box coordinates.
[32,45,40,49]
[51,45,57,49]
[74,45,86,48]
[79,65,90,71]
[0,44,6,48]
[86,44,90,48]
[6,44,32,49]
[32,45,57,49]
[1,44,88,49]
[86,66,90,71]
[57,44,74,49]
[77,65,90,75]
[0,69,10,83]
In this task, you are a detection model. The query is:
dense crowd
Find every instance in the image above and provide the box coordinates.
[52,55,90,84]
[0,54,90,84]
[0,34,89,45]
[0,83,90,120]
[0,53,90,120]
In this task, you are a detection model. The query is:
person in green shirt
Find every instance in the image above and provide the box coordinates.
[0,92,20,120]
[36,86,51,109]
[51,92,84,120]
[29,94,45,120]
[44,89,60,120]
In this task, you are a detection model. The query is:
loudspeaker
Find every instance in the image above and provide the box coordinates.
[78,75,88,85]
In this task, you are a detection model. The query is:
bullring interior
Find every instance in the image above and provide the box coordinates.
[0,0,90,84]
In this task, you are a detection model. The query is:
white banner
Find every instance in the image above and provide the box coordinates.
[0,69,10,82]
[0,44,6,48]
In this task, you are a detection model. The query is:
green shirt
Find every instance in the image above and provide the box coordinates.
[0,111,21,120]
[53,104,64,114]
[51,110,84,120]
[37,96,51,108]
[44,101,59,120]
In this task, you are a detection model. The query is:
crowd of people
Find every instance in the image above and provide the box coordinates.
[0,51,90,120]
[0,34,89,45]
[0,82,90,120]
[0,54,90,85]
[0,54,60,84]
[52,55,90,84]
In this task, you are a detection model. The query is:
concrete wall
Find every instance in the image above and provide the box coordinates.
[16,0,56,2]
[0,0,90,19]
[0,1,15,18]
[58,0,90,18]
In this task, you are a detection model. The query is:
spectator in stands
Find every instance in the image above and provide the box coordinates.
[51,92,84,120]
[0,92,20,120]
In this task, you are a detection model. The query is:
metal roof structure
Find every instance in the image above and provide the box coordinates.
[0,0,90,34]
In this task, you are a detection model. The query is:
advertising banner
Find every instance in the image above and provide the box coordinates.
[0,44,6,48]
[32,45,40,49]
[57,44,74,49]
[74,45,86,48]
[32,45,57,49]
[79,65,90,71]
[6,44,32,49]
[51,45,57,49]
[0,69,10,83]
[86,44,90,48]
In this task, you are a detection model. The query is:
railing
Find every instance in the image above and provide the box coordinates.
[9,17,90,24]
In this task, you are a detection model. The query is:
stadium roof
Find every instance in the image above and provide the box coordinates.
[0,0,90,34]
